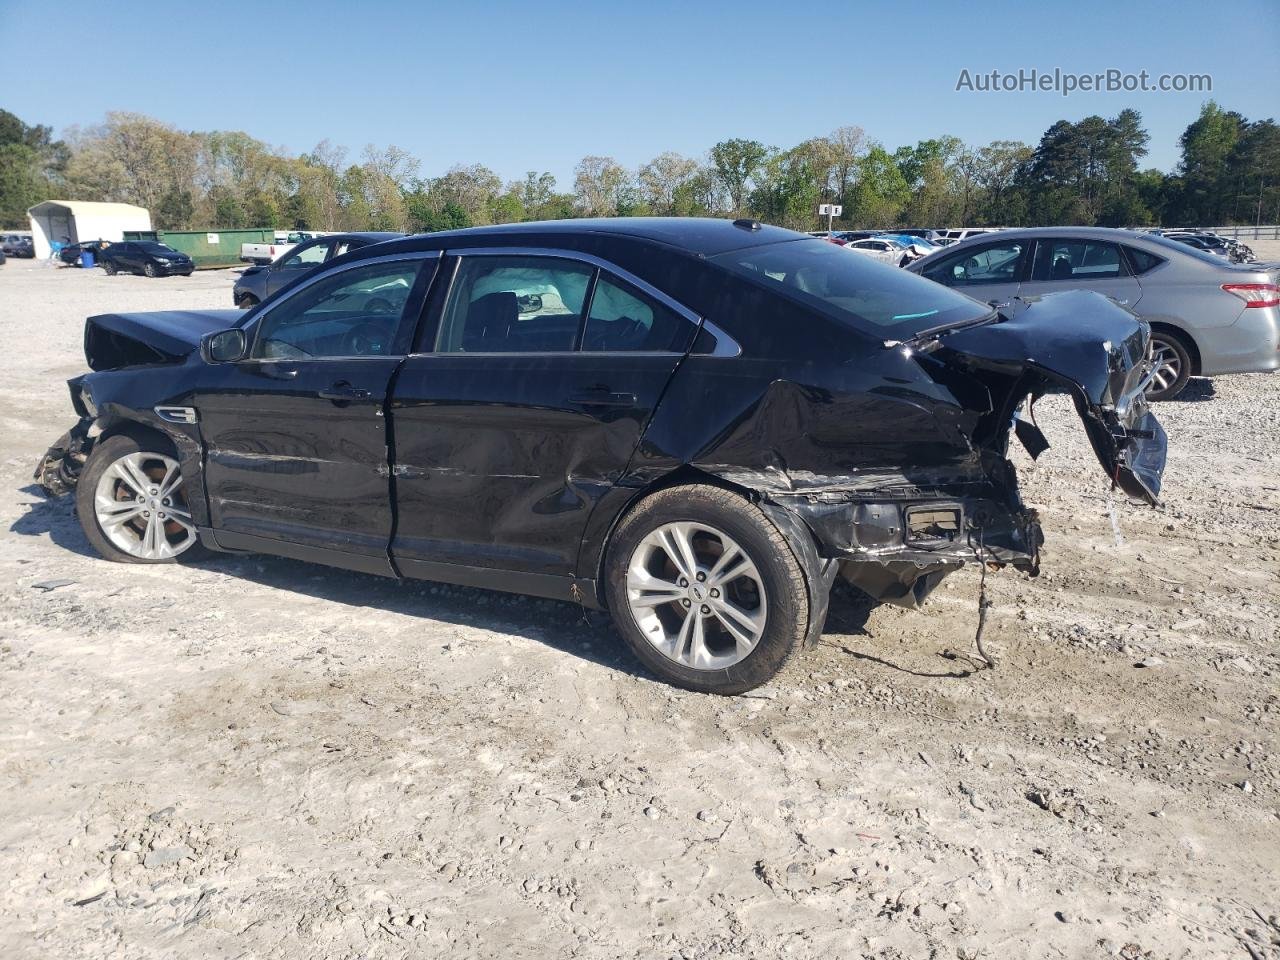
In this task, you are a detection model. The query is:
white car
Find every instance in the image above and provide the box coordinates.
[844,238,904,265]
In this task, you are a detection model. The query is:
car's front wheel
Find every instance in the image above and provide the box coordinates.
[101,260,116,275]
[1146,330,1193,401]
[75,434,206,563]
[604,484,811,694]
[143,262,157,278]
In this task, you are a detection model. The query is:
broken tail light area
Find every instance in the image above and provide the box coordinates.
[781,491,1042,610]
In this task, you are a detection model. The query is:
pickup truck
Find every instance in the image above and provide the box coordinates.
[239,231,329,265]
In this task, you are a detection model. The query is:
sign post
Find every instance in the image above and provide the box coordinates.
[818,203,843,233]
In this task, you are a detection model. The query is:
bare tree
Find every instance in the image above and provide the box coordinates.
[637,152,699,215]
[573,155,628,216]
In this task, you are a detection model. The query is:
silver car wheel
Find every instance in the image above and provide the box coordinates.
[626,521,767,671]
[93,451,197,560]
[1147,338,1182,394]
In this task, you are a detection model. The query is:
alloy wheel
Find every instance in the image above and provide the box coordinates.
[93,451,197,560]
[1147,337,1182,395]
[626,521,768,671]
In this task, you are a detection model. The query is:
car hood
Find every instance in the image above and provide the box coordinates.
[927,290,1166,504]
[84,309,241,370]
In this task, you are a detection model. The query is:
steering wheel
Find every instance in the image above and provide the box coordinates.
[342,321,392,356]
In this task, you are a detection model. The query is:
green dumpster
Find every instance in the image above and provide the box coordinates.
[122,228,276,269]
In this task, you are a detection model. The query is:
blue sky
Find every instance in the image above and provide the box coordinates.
[3,0,1276,186]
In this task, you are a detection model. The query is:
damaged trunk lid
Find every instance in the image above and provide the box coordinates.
[85,309,241,371]
[927,289,1166,504]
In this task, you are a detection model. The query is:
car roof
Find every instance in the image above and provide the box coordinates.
[326,231,404,241]
[391,217,802,257]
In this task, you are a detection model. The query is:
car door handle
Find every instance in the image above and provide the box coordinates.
[567,386,636,407]
[318,381,371,401]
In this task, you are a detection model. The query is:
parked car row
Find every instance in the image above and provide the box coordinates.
[46,238,196,277]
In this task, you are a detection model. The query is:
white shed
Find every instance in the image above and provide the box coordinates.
[27,201,152,258]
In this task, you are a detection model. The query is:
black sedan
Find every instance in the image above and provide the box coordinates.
[98,240,194,277]
[233,231,403,308]
[34,218,1166,694]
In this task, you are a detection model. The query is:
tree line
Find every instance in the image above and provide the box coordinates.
[2,102,1277,233]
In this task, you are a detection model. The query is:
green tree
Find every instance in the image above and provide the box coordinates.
[847,146,910,227]
[709,138,768,214]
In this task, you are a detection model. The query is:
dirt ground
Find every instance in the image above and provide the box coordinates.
[0,256,1276,960]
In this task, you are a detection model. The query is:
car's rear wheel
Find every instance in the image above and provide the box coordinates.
[604,484,811,694]
[101,261,116,276]
[1146,330,1192,401]
[75,434,206,563]
[143,262,157,278]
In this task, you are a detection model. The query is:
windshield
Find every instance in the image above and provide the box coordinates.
[136,242,177,254]
[709,238,990,338]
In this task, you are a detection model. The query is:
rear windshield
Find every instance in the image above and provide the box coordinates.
[709,238,989,338]
[1139,234,1225,266]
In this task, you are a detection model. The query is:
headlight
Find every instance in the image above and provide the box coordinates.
[155,258,170,264]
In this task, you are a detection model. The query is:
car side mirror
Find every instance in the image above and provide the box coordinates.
[201,328,247,363]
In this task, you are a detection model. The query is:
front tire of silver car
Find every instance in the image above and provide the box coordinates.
[1145,330,1192,402]
[604,484,811,695]
[76,434,207,564]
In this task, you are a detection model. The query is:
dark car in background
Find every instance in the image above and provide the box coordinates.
[34,218,1165,694]
[58,239,113,266]
[233,232,403,308]
[3,234,34,257]
[98,240,194,277]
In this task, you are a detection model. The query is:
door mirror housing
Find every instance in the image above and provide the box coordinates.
[201,328,248,363]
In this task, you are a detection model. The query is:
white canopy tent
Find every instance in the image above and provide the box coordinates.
[27,201,152,258]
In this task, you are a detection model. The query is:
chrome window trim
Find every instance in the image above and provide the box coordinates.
[240,250,441,361]
[420,246,742,359]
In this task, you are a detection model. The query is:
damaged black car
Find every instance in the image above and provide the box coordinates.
[35,218,1167,694]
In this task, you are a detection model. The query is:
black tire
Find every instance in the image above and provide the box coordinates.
[75,434,209,564]
[143,262,157,278]
[236,294,259,310]
[101,260,116,276]
[1146,330,1193,402]
[604,484,811,694]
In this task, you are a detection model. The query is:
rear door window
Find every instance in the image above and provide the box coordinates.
[582,276,693,352]
[1031,240,1127,281]
[436,256,593,353]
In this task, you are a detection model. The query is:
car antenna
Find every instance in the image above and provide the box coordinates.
[732,218,762,231]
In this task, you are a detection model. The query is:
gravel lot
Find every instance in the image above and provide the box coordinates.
[0,256,1277,959]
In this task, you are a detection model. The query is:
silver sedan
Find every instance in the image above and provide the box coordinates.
[906,226,1279,400]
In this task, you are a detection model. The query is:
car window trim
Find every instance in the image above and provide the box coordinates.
[238,250,441,362]
[412,246,739,358]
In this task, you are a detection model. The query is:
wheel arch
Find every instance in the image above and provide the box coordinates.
[1145,320,1202,376]
[587,465,834,647]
